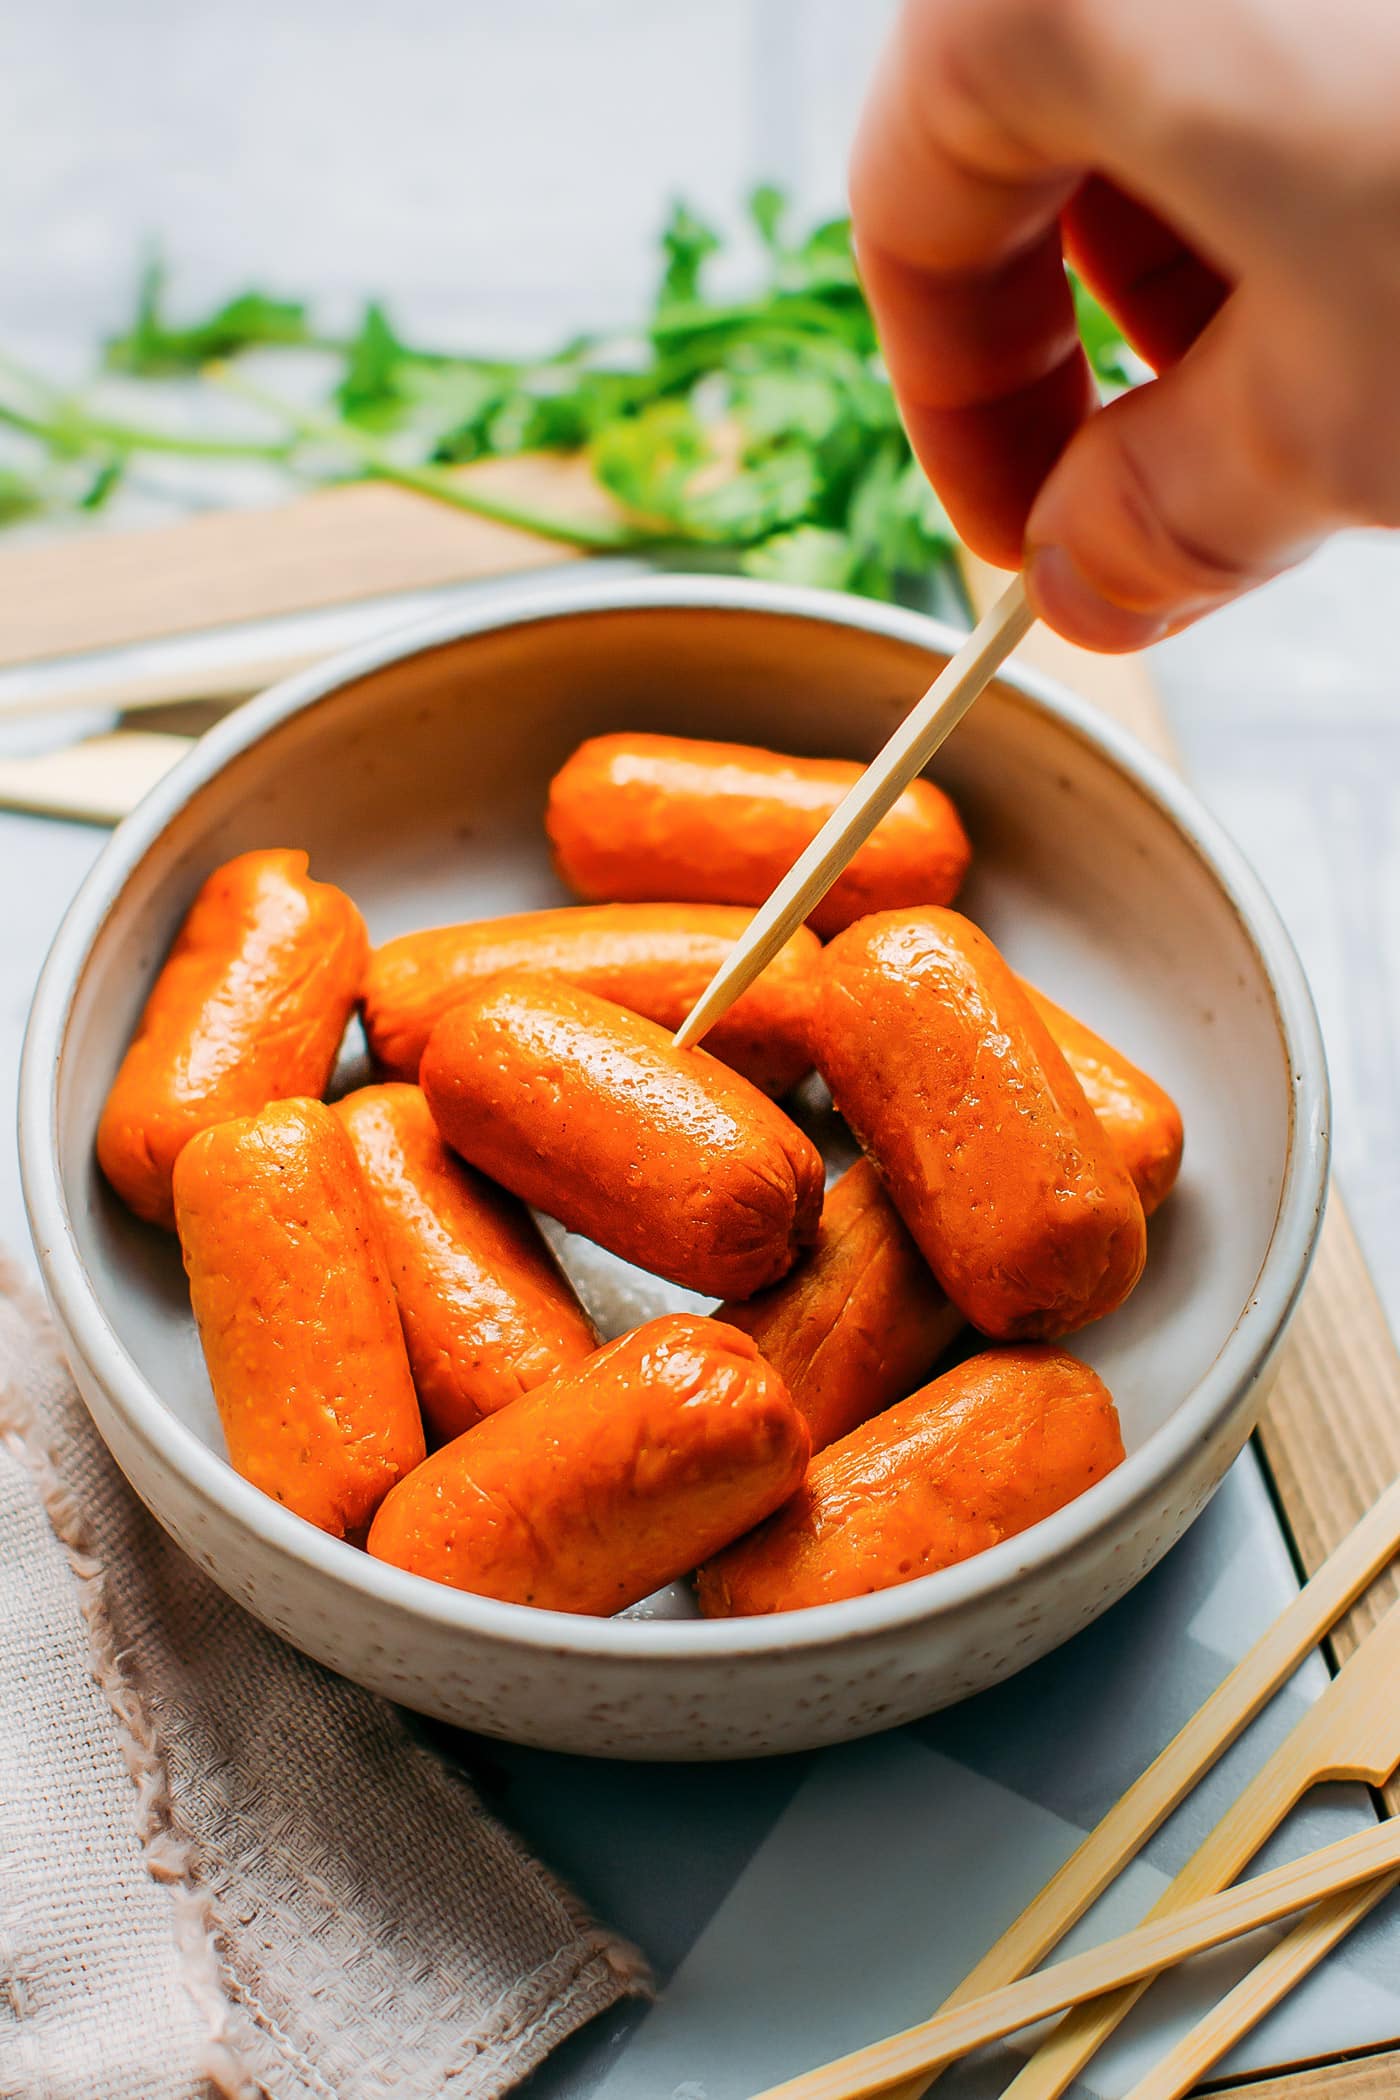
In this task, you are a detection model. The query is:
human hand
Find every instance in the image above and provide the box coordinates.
[850,0,1400,649]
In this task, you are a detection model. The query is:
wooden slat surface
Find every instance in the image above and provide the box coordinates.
[2,491,1397,2099]
[0,453,607,669]
[1206,2049,1400,2099]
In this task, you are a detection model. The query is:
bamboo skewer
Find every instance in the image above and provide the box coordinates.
[880,1475,1400,2100]
[1121,1871,1400,2100]
[0,732,198,824]
[672,572,1032,1053]
[754,1588,1400,2100]
[0,647,317,722]
[747,1818,1400,2100]
[994,1594,1400,2100]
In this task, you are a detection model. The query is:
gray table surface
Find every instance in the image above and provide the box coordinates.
[4,3,1400,2093]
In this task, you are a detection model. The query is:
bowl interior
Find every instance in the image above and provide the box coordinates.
[51,596,1296,1619]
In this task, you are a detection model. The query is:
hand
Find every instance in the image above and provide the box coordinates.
[850,0,1400,649]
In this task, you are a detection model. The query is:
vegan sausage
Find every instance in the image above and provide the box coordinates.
[334,1084,599,1444]
[420,975,824,1298]
[172,1097,425,1537]
[367,1313,811,1614]
[362,902,819,1095]
[546,732,971,938]
[808,910,1147,1338]
[697,1345,1124,1615]
[718,1159,962,1450]
[1027,986,1184,1216]
[98,848,367,1228]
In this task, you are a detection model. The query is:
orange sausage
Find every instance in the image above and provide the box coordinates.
[367,1314,810,1614]
[420,975,824,1298]
[719,1159,963,1451]
[362,902,820,1096]
[333,1084,598,1444]
[697,1345,1124,1615]
[98,848,367,1228]
[1027,986,1184,1216]
[808,910,1147,1339]
[172,1098,425,1537]
[546,733,972,938]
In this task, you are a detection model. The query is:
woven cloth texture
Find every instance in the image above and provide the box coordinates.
[0,1257,649,2100]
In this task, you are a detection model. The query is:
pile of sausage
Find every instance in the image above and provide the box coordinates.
[96,730,1182,1619]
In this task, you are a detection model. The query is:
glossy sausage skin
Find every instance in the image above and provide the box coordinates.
[334,1084,598,1444]
[172,1098,425,1537]
[1027,986,1184,1216]
[808,910,1147,1339]
[362,902,820,1096]
[367,1314,811,1614]
[546,733,972,939]
[98,848,367,1228]
[420,975,824,1298]
[697,1345,1124,1615]
[719,1159,962,1451]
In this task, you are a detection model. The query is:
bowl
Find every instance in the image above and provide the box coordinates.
[19,574,1328,1760]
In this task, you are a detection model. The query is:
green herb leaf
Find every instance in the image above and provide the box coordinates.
[684,444,820,542]
[590,399,711,525]
[656,202,721,314]
[104,255,310,374]
[748,184,787,256]
[335,300,411,426]
[741,524,854,589]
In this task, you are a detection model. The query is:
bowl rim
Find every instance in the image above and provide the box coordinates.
[20,571,1330,1663]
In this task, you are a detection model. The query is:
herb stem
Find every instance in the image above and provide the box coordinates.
[206,366,648,553]
[0,399,293,462]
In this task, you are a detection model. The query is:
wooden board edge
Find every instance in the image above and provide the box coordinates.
[1205,2043,1400,2097]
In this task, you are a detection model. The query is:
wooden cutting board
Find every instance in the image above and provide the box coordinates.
[2,475,1396,2098]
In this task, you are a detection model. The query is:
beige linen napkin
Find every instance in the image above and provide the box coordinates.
[0,1255,649,2100]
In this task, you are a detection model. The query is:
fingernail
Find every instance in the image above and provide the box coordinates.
[1026,545,1172,653]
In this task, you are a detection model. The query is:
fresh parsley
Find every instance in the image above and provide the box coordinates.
[0,194,1135,599]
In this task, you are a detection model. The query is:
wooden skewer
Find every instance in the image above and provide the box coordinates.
[994,1592,1400,2100]
[880,1475,1400,2100]
[0,647,317,722]
[755,1590,1400,2100]
[672,572,1032,1053]
[0,732,197,824]
[1121,1869,1400,2100]
[747,1818,1400,2100]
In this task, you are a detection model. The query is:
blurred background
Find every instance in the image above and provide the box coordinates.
[2,0,1399,1324]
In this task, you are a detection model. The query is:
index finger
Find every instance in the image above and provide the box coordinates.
[850,8,1094,566]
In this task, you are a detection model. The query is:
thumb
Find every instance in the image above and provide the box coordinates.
[1024,295,1332,651]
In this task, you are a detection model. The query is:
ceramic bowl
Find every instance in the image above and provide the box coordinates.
[19,574,1328,1759]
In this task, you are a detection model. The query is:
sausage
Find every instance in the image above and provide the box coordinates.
[718,1159,963,1451]
[333,1084,598,1444]
[808,910,1147,1339]
[367,1313,811,1614]
[1026,986,1184,1216]
[420,975,825,1298]
[697,1345,1124,1615]
[362,902,820,1096]
[98,848,367,1228]
[172,1098,425,1537]
[546,733,971,938]
[720,1001,1177,1444]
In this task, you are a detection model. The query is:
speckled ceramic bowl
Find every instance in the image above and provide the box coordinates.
[20,574,1328,1759]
